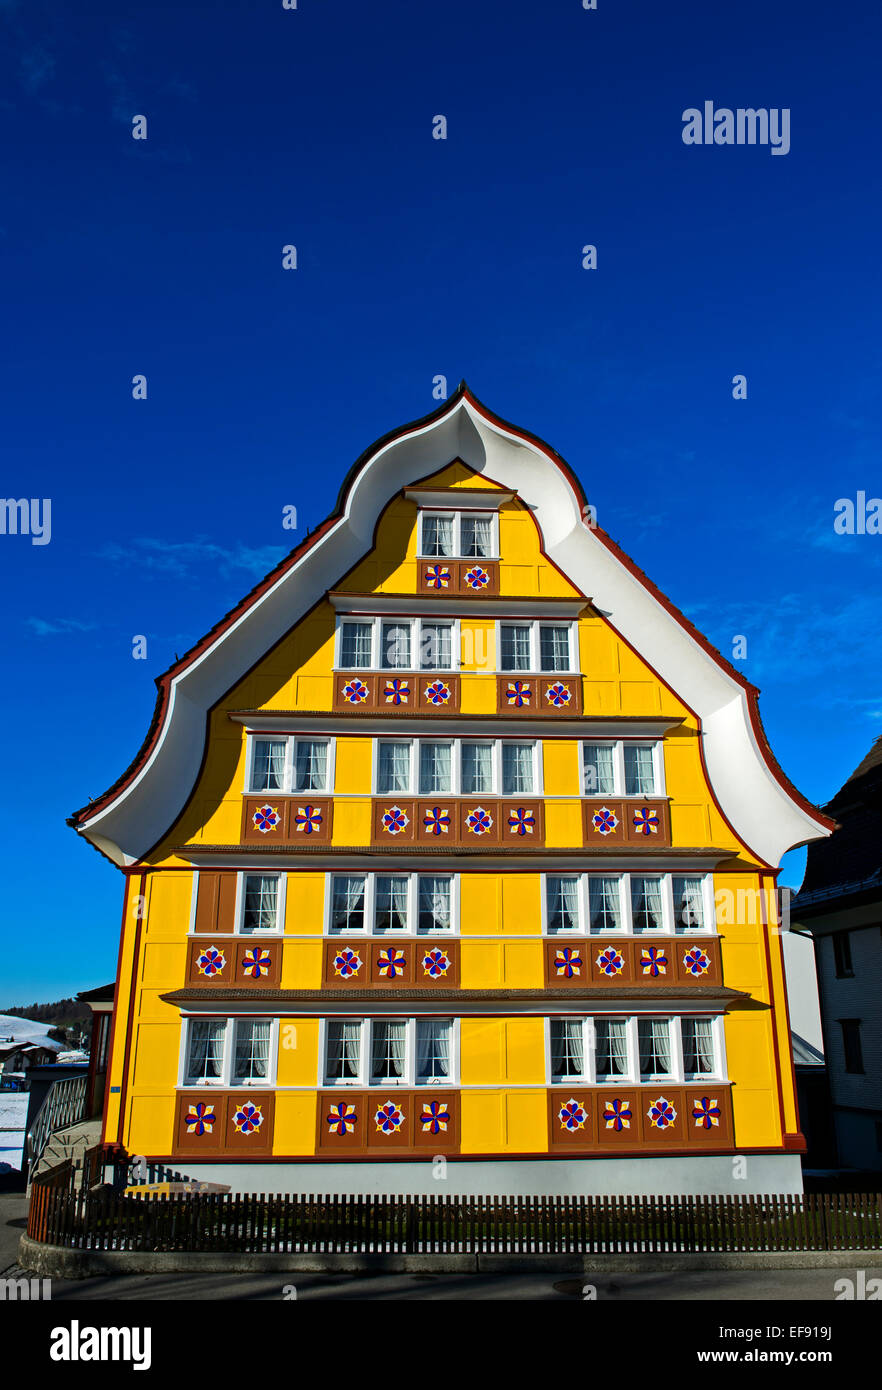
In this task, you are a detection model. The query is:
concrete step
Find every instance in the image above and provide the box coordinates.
[31,1120,102,1184]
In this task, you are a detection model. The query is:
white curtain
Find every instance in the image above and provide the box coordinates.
[295,740,327,791]
[632,876,664,931]
[420,623,453,670]
[381,622,411,669]
[341,621,372,668]
[420,742,452,794]
[461,516,492,557]
[418,876,451,931]
[624,744,655,795]
[462,742,493,793]
[378,742,411,793]
[332,876,365,932]
[372,1021,406,1080]
[639,1019,671,1075]
[500,625,531,671]
[683,1018,714,1074]
[253,739,286,791]
[502,743,533,794]
[540,626,570,671]
[187,1020,225,1083]
[234,1019,270,1083]
[417,1020,450,1080]
[243,875,278,932]
[583,744,615,795]
[328,1021,361,1079]
[376,876,409,931]
[548,877,580,931]
[589,877,621,932]
[674,876,704,930]
[552,1020,584,1078]
[422,515,453,557]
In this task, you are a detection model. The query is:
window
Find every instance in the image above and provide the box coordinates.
[501,743,534,795]
[375,875,409,932]
[340,620,373,668]
[232,1019,271,1085]
[672,877,704,932]
[419,511,497,559]
[241,875,281,933]
[498,621,576,672]
[250,739,286,792]
[328,874,455,935]
[638,1019,673,1079]
[185,1019,226,1085]
[547,876,581,932]
[248,736,331,794]
[420,623,453,670]
[580,740,663,797]
[582,743,616,796]
[461,741,494,794]
[293,739,328,792]
[460,515,493,558]
[540,625,571,672]
[681,1018,715,1079]
[624,744,657,796]
[418,876,452,933]
[550,1019,588,1081]
[500,624,531,671]
[374,738,537,795]
[594,1018,629,1082]
[331,876,366,933]
[371,1020,407,1083]
[325,1020,361,1083]
[631,877,665,933]
[377,741,412,794]
[421,514,455,557]
[337,617,458,672]
[416,1019,452,1083]
[588,877,622,933]
[183,1018,276,1087]
[832,933,854,979]
[380,622,411,670]
[419,741,453,795]
[840,1019,864,1074]
[323,1018,456,1086]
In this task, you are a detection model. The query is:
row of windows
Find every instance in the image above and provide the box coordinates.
[194,871,714,936]
[336,619,576,673]
[248,736,664,798]
[181,1015,725,1088]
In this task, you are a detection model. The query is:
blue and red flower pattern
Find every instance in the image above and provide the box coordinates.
[184,1102,216,1136]
[423,806,451,837]
[505,680,532,708]
[558,1098,588,1132]
[596,946,625,977]
[632,806,660,836]
[424,679,451,706]
[242,946,272,979]
[640,946,668,977]
[384,678,410,705]
[341,678,369,705]
[252,804,281,835]
[422,948,451,978]
[647,1096,677,1130]
[381,805,410,836]
[554,947,583,978]
[507,806,536,837]
[420,1101,451,1134]
[196,946,226,978]
[465,806,493,836]
[327,1102,357,1136]
[603,1098,633,1132]
[464,565,490,590]
[232,1102,263,1135]
[692,1096,722,1130]
[682,946,711,977]
[425,565,450,590]
[592,806,618,836]
[374,1100,405,1135]
[333,947,362,979]
[377,947,407,979]
[546,681,572,708]
[294,804,323,835]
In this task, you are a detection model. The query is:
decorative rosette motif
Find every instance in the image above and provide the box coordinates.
[465,806,493,836]
[252,804,281,835]
[682,946,711,977]
[463,565,490,590]
[423,806,451,837]
[692,1096,722,1130]
[505,680,532,708]
[420,1100,451,1134]
[341,678,369,705]
[242,946,272,979]
[374,1100,405,1135]
[424,679,451,706]
[424,564,450,590]
[422,947,451,978]
[232,1102,264,1135]
[632,807,660,836]
[381,805,410,835]
[333,947,362,979]
[184,1102,215,1136]
[327,1101,357,1136]
[294,804,323,835]
[640,946,668,978]
[507,806,536,837]
[554,947,583,979]
[546,681,572,708]
[384,678,410,705]
[592,807,618,836]
[196,946,226,978]
[596,946,625,977]
[377,947,407,979]
[647,1096,677,1130]
[603,1098,633,1132]
[558,1099,588,1132]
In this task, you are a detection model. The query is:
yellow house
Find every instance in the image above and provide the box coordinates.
[70,386,833,1195]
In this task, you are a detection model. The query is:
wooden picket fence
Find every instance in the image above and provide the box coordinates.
[26,1162,882,1254]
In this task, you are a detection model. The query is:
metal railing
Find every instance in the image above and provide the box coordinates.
[26,1074,87,1176]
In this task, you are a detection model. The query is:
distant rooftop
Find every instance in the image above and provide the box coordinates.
[794,734,882,915]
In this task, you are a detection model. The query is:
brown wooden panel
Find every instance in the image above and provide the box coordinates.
[500,799,545,845]
[217,872,238,931]
[538,676,583,715]
[371,799,416,843]
[233,938,282,987]
[673,938,722,987]
[545,939,591,986]
[594,1091,641,1149]
[411,1090,460,1151]
[588,938,631,985]
[187,938,233,986]
[325,940,368,984]
[417,675,460,713]
[316,1090,462,1157]
[366,1094,412,1150]
[289,798,332,843]
[458,800,501,845]
[684,1085,734,1148]
[496,675,539,715]
[333,673,377,710]
[639,1087,688,1147]
[455,560,499,595]
[582,799,627,844]
[415,939,460,987]
[416,799,457,844]
[419,561,455,594]
[377,674,418,709]
[317,1091,364,1152]
[194,872,221,933]
[633,939,675,984]
[174,1091,225,1153]
[547,1089,597,1151]
[225,1092,275,1155]
[242,796,288,843]
[368,940,415,986]
[623,799,671,846]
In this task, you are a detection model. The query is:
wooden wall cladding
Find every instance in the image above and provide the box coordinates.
[581,799,671,847]
[418,560,499,596]
[495,675,584,716]
[194,872,238,933]
[333,674,462,713]
[174,1091,275,1156]
[547,1084,734,1154]
[371,799,546,847]
[186,936,283,988]
[241,797,333,844]
[323,938,460,988]
[316,1089,460,1155]
[544,937,722,988]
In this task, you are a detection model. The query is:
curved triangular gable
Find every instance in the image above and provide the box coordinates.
[70,384,833,867]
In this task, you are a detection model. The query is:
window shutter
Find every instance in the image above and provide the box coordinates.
[195,872,237,932]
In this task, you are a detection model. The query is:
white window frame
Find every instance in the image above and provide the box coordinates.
[333,616,462,672]
[546,1016,594,1084]
[540,872,715,936]
[545,1014,725,1086]
[179,1017,279,1089]
[496,620,578,675]
[324,871,459,936]
[234,871,287,935]
[417,510,500,560]
[372,736,543,796]
[319,1017,460,1086]
[580,739,666,798]
[244,734,335,795]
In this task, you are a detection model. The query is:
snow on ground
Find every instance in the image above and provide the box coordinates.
[0,1093,28,1171]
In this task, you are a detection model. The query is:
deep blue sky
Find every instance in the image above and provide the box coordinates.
[2,0,880,1004]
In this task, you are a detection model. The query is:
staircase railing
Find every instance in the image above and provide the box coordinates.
[26,1073,87,1177]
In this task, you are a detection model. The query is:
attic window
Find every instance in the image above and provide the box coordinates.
[418,511,498,560]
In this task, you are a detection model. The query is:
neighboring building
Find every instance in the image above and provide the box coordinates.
[792,735,882,1170]
[0,1016,63,1089]
[68,386,834,1196]
[76,984,115,1119]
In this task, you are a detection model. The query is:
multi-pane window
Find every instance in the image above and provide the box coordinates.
[337,617,456,672]
[681,1018,715,1079]
[419,511,497,558]
[375,738,538,795]
[325,1021,361,1083]
[340,620,373,668]
[419,741,453,794]
[249,737,330,793]
[672,877,704,931]
[501,743,534,795]
[371,1020,407,1083]
[183,1018,275,1087]
[241,875,280,933]
[581,740,662,797]
[539,625,571,672]
[250,739,286,792]
[550,1019,588,1081]
[328,874,455,934]
[420,623,453,670]
[420,514,455,557]
[381,622,411,670]
[594,1019,629,1082]
[547,876,580,932]
[460,515,493,557]
[416,1020,452,1082]
[638,1019,673,1079]
[324,1018,455,1086]
[500,624,531,671]
[499,622,575,672]
[377,741,412,793]
[185,1020,226,1085]
[461,741,494,794]
[545,874,710,935]
[293,739,328,791]
[588,877,623,932]
[631,877,665,933]
[232,1019,271,1084]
